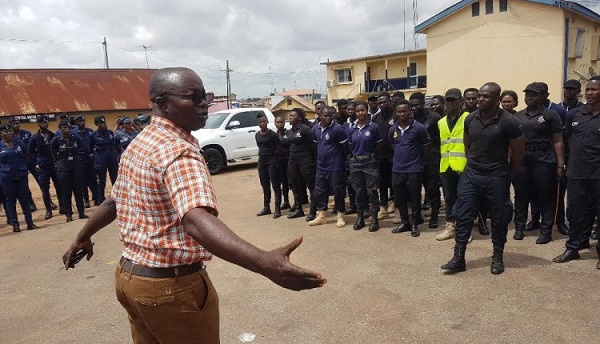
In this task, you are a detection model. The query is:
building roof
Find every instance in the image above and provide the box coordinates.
[280,89,318,96]
[415,0,600,33]
[321,49,427,65]
[271,95,315,112]
[0,68,155,116]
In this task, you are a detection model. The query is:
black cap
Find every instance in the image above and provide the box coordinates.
[367,95,378,101]
[58,120,70,128]
[121,117,132,125]
[135,114,151,124]
[564,79,581,90]
[73,114,84,121]
[37,115,49,123]
[94,115,106,124]
[444,88,462,100]
[59,113,70,120]
[523,82,545,93]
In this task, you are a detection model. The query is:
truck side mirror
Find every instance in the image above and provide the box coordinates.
[225,120,241,129]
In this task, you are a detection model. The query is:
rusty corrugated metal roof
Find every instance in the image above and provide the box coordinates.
[0,68,156,117]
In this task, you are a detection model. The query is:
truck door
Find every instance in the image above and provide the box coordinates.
[225,110,262,159]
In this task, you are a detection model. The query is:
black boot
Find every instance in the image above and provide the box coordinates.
[12,224,21,233]
[491,246,505,274]
[281,195,291,210]
[353,210,365,230]
[273,204,281,219]
[256,207,271,216]
[368,209,379,232]
[428,209,439,229]
[441,244,466,272]
[287,206,305,219]
[45,210,53,220]
[83,199,90,208]
[411,224,420,237]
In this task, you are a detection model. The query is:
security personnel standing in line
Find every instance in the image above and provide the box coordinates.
[435,89,469,241]
[52,120,89,222]
[0,123,38,232]
[10,118,38,212]
[72,114,98,207]
[90,115,118,203]
[553,76,600,269]
[114,117,139,160]
[441,82,524,275]
[29,115,62,219]
[371,93,395,220]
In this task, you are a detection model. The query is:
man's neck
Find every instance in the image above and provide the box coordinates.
[480,107,498,119]
[586,102,600,115]
[398,119,410,129]
[447,110,460,119]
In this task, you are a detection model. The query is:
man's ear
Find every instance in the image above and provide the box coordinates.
[154,96,169,113]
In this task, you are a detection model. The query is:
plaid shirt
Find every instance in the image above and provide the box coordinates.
[111,116,218,267]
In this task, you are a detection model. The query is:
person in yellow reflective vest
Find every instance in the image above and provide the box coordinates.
[436,89,468,241]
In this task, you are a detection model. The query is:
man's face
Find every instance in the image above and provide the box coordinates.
[275,117,285,131]
[257,116,268,130]
[524,91,542,108]
[77,119,85,129]
[430,99,445,115]
[338,104,348,118]
[445,98,462,114]
[123,123,133,131]
[158,70,209,132]
[60,125,71,137]
[38,121,48,130]
[395,104,411,123]
[477,86,499,112]
[96,122,107,130]
[321,109,334,127]
[464,91,479,112]
[347,104,355,118]
[368,99,378,111]
[585,80,600,105]
[289,111,300,126]
[378,96,392,113]
[11,122,20,131]
[315,103,324,116]
[564,87,580,102]
[409,98,424,116]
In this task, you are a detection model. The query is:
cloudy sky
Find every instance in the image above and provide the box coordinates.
[2,0,600,98]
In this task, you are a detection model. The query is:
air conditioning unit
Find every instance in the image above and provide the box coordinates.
[327,80,336,88]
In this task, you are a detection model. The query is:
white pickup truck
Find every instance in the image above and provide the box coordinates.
[192,107,280,174]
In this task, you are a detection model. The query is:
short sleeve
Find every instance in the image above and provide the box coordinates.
[504,115,523,140]
[388,126,395,145]
[419,125,431,145]
[545,109,564,134]
[336,125,348,144]
[372,124,383,142]
[565,110,576,138]
[163,148,218,220]
[464,113,475,140]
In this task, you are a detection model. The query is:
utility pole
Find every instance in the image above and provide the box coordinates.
[225,60,232,109]
[413,0,419,50]
[102,37,109,69]
[142,45,152,69]
[403,0,406,51]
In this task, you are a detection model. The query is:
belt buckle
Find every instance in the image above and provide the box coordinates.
[68,157,73,161]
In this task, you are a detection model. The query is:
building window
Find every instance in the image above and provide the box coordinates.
[409,62,418,89]
[575,28,586,58]
[500,0,508,12]
[485,0,493,14]
[335,68,352,83]
[472,2,480,17]
[286,99,292,106]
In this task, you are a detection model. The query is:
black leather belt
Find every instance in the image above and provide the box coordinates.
[119,257,205,278]
[525,142,552,152]
[353,154,375,161]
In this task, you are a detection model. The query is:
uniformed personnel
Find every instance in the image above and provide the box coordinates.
[90,115,119,203]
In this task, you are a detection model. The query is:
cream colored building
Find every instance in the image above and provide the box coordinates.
[321,49,427,105]
[415,0,600,105]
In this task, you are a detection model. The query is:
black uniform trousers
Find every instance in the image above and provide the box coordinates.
[37,164,62,212]
[377,158,393,207]
[440,169,461,222]
[258,162,281,209]
[277,158,290,202]
[314,169,345,212]
[349,156,379,213]
[1,177,34,227]
[392,172,423,225]
[453,169,512,247]
[95,150,119,203]
[422,162,442,211]
[82,158,99,203]
[565,178,600,251]
[57,159,86,217]
[288,160,316,214]
[512,157,557,236]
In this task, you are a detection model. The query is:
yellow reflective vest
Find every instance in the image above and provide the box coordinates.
[438,112,468,173]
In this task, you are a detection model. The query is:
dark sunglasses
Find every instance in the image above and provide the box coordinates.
[158,91,212,105]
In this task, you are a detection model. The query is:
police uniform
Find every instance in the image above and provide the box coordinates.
[371,108,394,213]
[114,118,139,159]
[72,115,99,206]
[342,118,358,214]
[255,128,282,218]
[285,122,317,220]
[29,115,62,218]
[0,124,37,232]
[276,127,291,209]
[348,120,382,230]
[11,119,38,211]
[90,115,119,203]
[52,121,88,221]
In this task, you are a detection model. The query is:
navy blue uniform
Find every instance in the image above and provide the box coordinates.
[0,140,34,228]
[73,127,98,204]
[348,121,382,213]
[90,129,118,203]
[312,121,348,212]
[114,129,139,159]
[29,130,62,212]
[52,135,86,218]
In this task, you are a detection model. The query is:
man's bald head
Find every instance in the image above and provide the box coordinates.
[481,82,502,97]
[149,67,195,101]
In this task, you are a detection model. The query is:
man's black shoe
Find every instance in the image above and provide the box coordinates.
[280,202,291,210]
[557,223,569,236]
[287,209,304,219]
[45,210,53,220]
[50,203,58,210]
[513,230,524,240]
[12,225,21,233]
[344,206,357,215]
[441,245,467,272]
[79,214,90,220]
[392,223,411,234]
[26,224,38,230]
[306,213,317,222]
[410,224,420,237]
[536,235,552,245]
[66,216,73,222]
[552,250,580,263]
[421,201,430,210]
[83,200,91,208]
[525,220,540,231]
[256,208,271,216]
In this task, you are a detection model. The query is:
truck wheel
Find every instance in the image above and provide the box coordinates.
[203,148,225,174]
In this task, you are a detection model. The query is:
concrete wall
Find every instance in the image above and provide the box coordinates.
[565,11,600,92]
[424,0,566,108]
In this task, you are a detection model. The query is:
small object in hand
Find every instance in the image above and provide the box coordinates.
[68,250,88,269]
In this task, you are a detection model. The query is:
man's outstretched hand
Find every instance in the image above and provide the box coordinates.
[259,236,327,291]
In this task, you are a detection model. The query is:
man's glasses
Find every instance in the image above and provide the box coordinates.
[157,91,213,105]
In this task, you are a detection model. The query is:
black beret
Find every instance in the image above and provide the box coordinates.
[37,115,49,123]
[94,115,106,124]
[58,120,71,128]
[59,113,70,120]
[73,114,84,121]
[121,118,132,124]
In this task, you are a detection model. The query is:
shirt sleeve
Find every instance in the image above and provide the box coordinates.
[545,109,564,134]
[163,148,218,220]
[504,115,523,140]
[564,109,576,138]
[336,125,348,144]
[419,125,431,145]
[372,124,383,142]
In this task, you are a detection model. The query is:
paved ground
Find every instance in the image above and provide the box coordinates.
[0,162,598,344]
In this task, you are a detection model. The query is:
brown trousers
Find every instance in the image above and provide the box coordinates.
[115,264,220,344]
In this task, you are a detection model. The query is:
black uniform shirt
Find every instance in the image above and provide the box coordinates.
[371,110,395,159]
[286,124,315,162]
[514,108,562,164]
[414,109,441,163]
[255,129,279,165]
[464,108,523,176]
[276,128,290,161]
[565,106,600,179]
[51,135,83,168]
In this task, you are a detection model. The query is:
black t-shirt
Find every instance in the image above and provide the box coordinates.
[255,129,279,165]
[276,128,290,160]
[514,108,563,164]
[565,106,600,179]
[414,109,441,163]
[286,124,315,162]
[371,110,395,159]
[464,108,523,176]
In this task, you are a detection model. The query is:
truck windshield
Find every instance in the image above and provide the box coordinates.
[203,112,230,129]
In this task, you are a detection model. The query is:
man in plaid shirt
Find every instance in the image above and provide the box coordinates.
[63,67,326,344]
